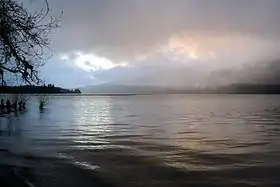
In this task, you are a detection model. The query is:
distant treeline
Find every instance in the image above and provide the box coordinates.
[0,84,81,94]
[166,84,280,94]
[82,84,280,95]
[210,84,280,94]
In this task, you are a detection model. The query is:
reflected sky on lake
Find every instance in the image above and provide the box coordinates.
[1,95,280,186]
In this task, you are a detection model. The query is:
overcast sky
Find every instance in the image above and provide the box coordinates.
[26,0,280,88]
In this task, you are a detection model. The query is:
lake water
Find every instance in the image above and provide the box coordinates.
[1,95,280,186]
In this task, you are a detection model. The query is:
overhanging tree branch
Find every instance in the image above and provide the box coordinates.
[0,0,62,84]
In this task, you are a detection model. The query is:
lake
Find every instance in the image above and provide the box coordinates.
[1,95,280,186]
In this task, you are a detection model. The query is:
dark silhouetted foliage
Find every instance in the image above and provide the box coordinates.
[0,85,81,93]
[0,0,61,84]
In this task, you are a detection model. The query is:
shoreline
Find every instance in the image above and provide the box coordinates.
[0,165,33,187]
[0,148,116,187]
[0,149,34,187]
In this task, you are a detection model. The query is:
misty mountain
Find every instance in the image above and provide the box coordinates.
[82,58,280,94]
[80,83,280,94]
[80,84,165,94]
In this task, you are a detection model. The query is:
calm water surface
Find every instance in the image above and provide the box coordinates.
[1,95,280,186]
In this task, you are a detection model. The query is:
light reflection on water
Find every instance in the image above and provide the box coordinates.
[1,95,280,186]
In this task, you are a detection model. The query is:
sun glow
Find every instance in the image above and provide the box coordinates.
[162,32,219,61]
[189,50,199,60]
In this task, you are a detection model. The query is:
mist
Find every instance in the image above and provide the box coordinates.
[76,33,280,88]
[24,0,280,88]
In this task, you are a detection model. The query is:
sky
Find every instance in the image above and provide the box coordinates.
[26,0,280,88]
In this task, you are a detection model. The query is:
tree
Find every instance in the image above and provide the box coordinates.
[0,0,61,85]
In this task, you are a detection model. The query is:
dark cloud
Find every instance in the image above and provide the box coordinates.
[27,0,280,57]
[24,0,280,87]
